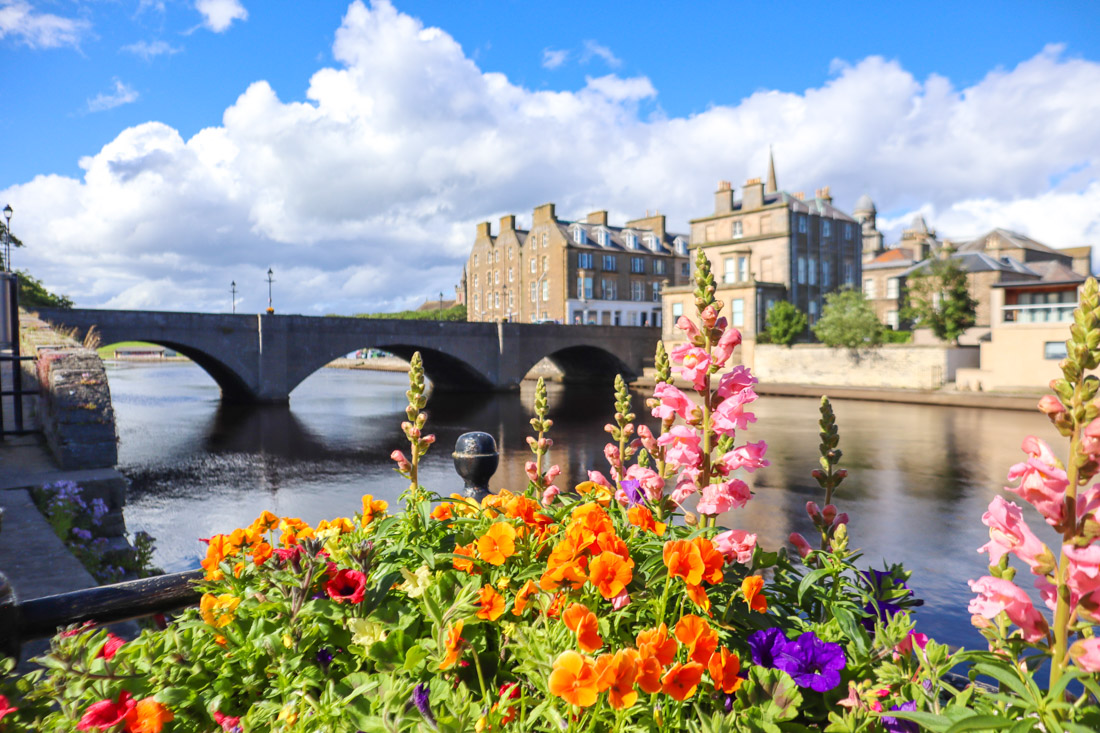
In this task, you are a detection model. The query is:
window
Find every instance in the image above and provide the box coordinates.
[631,257,645,274]
[495,293,500,308]
[629,311,639,326]
[602,278,617,300]
[542,281,550,301]
[530,282,537,302]
[474,254,479,266]
[652,282,662,302]
[573,227,585,244]
[625,233,637,249]
[542,233,548,248]
[797,257,806,285]
[733,221,743,239]
[843,262,853,286]
[731,299,744,327]
[602,255,618,271]
[542,255,549,273]
[473,294,480,310]
[886,310,899,330]
[530,258,536,274]
[509,291,514,309]
[798,216,807,234]
[508,267,514,283]
[886,277,899,299]
[822,261,831,288]
[598,229,609,246]
[864,278,876,299]
[631,281,644,301]
[808,258,816,285]
[653,259,666,275]
[845,223,853,240]
[822,220,831,237]
[809,300,818,320]
[577,275,593,299]
[681,262,689,277]
[739,256,749,282]
[508,246,514,260]
[676,239,688,255]
[1045,341,1068,360]
[578,252,594,269]
[494,270,500,285]
[473,274,479,289]
[672,302,683,319]
[495,250,500,263]
[648,235,660,251]
[724,257,736,284]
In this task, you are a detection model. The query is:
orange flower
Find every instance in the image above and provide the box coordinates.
[513,579,538,616]
[636,624,677,666]
[562,603,603,653]
[201,534,233,581]
[226,527,258,554]
[361,494,388,525]
[548,651,599,707]
[661,662,704,701]
[441,620,465,670]
[476,522,518,566]
[692,536,725,585]
[684,583,711,616]
[707,647,743,694]
[627,506,666,535]
[595,650,638,709]
[478,585,506,621]
[200,593,240,628]
[742,575,768,613]
[251,541,273,566]
[453,542,478,574]
[588,551,633,599]
[663,539,705,586]
[539,559,587,592]
[632,647,665,694]
[592,532,632,564]
[250,509,280,533]
[278,518,315,547]
[125,698,174,733]
[431,503,454,521]
[674,615,718,665]
[574,481,613,507]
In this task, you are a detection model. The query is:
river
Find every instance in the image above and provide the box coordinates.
[107,361,1054,651]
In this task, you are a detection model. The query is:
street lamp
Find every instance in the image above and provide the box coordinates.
[266,268,275,314]
[231,281,237,314]
[3,205,12,273]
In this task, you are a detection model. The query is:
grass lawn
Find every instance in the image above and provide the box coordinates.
[97,341,166,358]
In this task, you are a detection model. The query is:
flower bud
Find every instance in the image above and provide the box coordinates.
[805,501,821,523]
[832,523,849,551]
[541,485,560,506]
[835,469,848,479]
[421,434,436,445]
[684,512,698,527]
[831,512,849,529]
[789,532,812,559]
[1038,394,1066,416]
[822,504,838,525]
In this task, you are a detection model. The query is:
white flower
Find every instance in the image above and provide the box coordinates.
[398,565,433,598]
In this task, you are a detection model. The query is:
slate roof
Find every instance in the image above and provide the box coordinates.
[992,260,1086,288]
[902,251,1039,278]
[558,221,688,256]
[956,228,1066,258]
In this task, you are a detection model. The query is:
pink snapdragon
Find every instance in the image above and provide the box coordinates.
[1005,436,1069,527]
[714,529,757,564]
[978,496,1054,574]
[1063,543,1100,599]
[1038,395,1066,416]
[696,480,751,516]
[672,346,711,391]
[651,382,693,421]
[967,576,1049,642]
[635,424,659,455]
[711,326,743,367]
[711,397,757,436]
[603,443,623,479]
[541,485,561,506]
[587,470,613,489]
[700,305,719,329]
[716,365,758,400]
[390,450,411,474]
[675,315,702,344]
[789,532,813,558]
[1070,637,1100,673]
[624,464,664,501]
[658,425,703,469]
[717,441,770,473]
[894,630,929,659]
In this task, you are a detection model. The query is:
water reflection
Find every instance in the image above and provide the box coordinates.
[107,362,1051,650]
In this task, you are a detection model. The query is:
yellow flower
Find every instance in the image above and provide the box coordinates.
[277,706,298,725]
[347,618,388,648]
[496,576,512,590]
[399,565,433,598]
[199,593,240,628]
[281,633,293,649]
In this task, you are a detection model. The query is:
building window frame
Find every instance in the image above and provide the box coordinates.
[602,254,618,272]
[630,256,645,274]
[578,252,594,269]
[732,220,743,239]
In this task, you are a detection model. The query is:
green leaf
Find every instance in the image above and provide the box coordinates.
[403,644,428,672]
[797,567,832,604]
[153,687,190,706]
[973,662,1038,703]
[945,715,1017,732]
[883,711,955,733]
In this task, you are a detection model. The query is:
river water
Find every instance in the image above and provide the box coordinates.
[107,361,1054,651]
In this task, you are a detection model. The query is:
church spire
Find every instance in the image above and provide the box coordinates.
[765,146,778,194]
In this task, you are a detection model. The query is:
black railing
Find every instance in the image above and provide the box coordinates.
[0,272,39,438]
[0,431,499,658]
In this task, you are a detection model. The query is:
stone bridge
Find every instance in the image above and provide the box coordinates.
[32,308,660,403]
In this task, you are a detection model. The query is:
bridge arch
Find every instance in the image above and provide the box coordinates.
[99,339,256,403]
[515,344,637,388]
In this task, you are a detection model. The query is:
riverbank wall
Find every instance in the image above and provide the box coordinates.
[751,343,980,390]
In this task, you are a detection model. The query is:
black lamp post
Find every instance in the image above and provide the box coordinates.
[2,205,12,273]
[231,281,237,314]
[266,268,274,314]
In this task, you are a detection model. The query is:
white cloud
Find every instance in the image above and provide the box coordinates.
[581,39,621,68]
[542,47,567,69]
[4,3,1100,315]
[121,39,181,60]
[87,79,139,112]
[195,0,247,33]
[0,0,91,49]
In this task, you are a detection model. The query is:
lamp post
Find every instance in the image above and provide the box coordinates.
[2,205,12,273]
[266,268,275,314]
[231,281,237,314]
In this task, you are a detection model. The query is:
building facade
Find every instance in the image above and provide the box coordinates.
[662,156,866,347]
[466,205,691,325]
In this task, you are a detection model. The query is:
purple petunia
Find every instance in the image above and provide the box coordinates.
[746,628,846,692]
[620,479,645,506]
[860,567,923,630]
[411,683,436,728]
[316,647,333,674]
[881,701,919,733]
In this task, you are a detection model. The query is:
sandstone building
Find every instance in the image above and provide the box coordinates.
[465,205,691,326]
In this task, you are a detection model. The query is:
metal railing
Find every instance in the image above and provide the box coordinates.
[0,272,39,438]
[1001,302,1077,324]
[0,431,499,658]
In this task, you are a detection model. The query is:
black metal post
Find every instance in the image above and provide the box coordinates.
[452,431,499,502]
[231,281,237,314]
[9,274,24,433]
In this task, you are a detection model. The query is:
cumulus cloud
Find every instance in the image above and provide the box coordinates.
[0,0,91,49]
[121,39,181,60]
[4,2,1099,316]
[195,0,247,33]
[542,47,567,69]
[87,79,139,112]
[581,39,621,68]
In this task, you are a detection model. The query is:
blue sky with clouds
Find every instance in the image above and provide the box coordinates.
[1,0,1099,314]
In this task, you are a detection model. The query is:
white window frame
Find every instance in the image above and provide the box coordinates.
[731,298,744,327]
[541,281,550,301]
[864,278,876,299]
[631,257,645,274]
[739,256,749,282]
[578,252,593,269]
[887,277,899,299]
[631,281,644,301]
[602,255,617,271]
[573,227,585,244]
[602,278,616,300]
[798,216,807,234]
[671,302,683,318]
[733,220,743,239]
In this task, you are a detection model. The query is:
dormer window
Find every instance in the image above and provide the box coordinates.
[624,232,637,250]
[646,235,658,251]
[674,238,687,255]
[598,229,609,246]
[573,227,586,244]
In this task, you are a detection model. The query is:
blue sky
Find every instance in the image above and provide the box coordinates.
[2,0,1099,313]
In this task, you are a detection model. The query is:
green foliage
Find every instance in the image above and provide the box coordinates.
[811,289,883,348]
[900,257,977,344]
[349,304,467,321]
[764,301,808,346]
[880,329,912,344]
[15,269,73,309]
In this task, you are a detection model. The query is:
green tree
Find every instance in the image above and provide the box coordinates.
[901,257,977,344]
[0,221,23,271]
[763,300,807,346]
[15,270,74,309]
[812,288,884,348]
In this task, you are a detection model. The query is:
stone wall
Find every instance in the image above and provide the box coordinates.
[753,343,979,389]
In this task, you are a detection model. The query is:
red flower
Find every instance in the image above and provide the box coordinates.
[0,694,17,721]
[214,710,243,731]
[97,633,126,660]
[77,690,136,730]
[325,568,367,604]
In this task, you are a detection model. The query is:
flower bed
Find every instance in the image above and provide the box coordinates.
[1,252,1098,732]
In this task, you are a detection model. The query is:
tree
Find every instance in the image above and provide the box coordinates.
[901,257,977,345]
[0,221,24,272]
[763,300,807,346]
[812,288,884,348]
[15,269,74,309]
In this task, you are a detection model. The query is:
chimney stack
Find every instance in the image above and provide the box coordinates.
[500,214,516,232]
[533,203,557,224]
[742,177,765,210]
[586,210,608,226]
[714,180,734,214]
[476,221,492,238]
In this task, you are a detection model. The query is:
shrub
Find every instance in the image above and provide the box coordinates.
[880,329,912,344]
[763,301,807,346]
[901,256,977,345]
[812,289,883,348]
